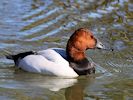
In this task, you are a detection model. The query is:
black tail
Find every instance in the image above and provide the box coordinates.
[6,54,19,66]
[6,51,36,65]
[6,54,14,60]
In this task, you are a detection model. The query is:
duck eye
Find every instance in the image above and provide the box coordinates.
[90,35,94,39]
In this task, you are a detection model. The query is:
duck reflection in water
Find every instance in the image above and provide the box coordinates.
[65,76,95,100]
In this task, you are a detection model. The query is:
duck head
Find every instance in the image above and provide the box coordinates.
[66,28,105,62]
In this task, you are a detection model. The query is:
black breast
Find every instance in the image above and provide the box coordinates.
[74,67,95,75]
[69,58,95,75]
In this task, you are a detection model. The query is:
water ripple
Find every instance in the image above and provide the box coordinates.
[26,27,62,41]
[22,1,53,20]
[19,14,67,37]
[22,7,63,25]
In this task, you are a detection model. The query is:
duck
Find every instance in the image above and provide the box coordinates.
[6,28,106,78]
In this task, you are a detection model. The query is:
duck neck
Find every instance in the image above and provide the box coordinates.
[66,46,95,75]
[66,45,87,63]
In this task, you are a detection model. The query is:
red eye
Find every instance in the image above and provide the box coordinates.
[90,35,94,39]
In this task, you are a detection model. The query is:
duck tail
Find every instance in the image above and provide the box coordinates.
[6,54,14,60]
[2,49,14,60]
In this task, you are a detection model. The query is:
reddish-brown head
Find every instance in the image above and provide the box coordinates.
[68,28,97,50]
[66,28,104,61]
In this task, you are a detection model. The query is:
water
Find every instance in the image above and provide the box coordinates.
[0,0,133,99]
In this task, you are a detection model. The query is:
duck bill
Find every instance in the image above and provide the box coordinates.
[96,39,106,50]
[96,40,113,51]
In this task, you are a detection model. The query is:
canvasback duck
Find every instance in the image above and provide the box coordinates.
[6,28,105,78]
